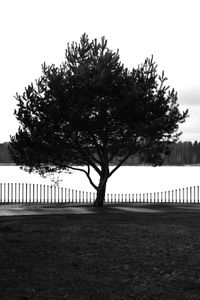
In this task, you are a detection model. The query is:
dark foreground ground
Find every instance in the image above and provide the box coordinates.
[1,205,200,299]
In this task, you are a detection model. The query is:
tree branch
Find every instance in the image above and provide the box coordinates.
[72,137,101,175]
[91,135,105,165]
[67,165,98,190]
[108,151,119,164]
[109,152,132,178]
[85,144,101,165]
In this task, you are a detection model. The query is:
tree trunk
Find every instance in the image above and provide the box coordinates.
[93,179,107,207]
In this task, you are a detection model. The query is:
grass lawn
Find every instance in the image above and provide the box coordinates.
[1,207,200,299]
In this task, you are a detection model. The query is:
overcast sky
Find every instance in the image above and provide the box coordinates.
[0,0,199,143]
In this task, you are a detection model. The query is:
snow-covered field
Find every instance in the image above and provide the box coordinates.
[0,165,199,194]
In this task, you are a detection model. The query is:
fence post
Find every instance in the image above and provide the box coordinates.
[78,191,81,203]
[19,183,21,204]
[93,192,96,203]
[57,186,59,203]
[11,183,13,203]
[3,183,5,203]
[82,191,84,203]
[47,186,49,203]
[71,190,73,203]
[86,191,88,204]
[131,194,134,203]
[40,184,42,203]
[44,185,46,203]
[110,193,113,203]
[50,185,52,203]
[117,194,120,203]
[7,183,9,203]
[14,183,16,203]
[39,185,42,203]
[35,184,37,203]
[186,187,188,203]
[89,192,91,203]
[29,184,32,202]
[153,193,155,203]
[54,186,56,203]
[26,184,29,203]
[125,194,127,203]
[34,184,37,203]
[21,183,24,204]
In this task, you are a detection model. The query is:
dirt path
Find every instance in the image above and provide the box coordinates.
[0,204,166,216]
[0,203,200,216]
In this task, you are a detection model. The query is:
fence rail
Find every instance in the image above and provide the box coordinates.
[0,183,199,205]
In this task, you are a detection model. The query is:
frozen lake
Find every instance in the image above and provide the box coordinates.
[0,165,199,194]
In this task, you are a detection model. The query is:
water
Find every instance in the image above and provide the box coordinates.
[0,165,199,194]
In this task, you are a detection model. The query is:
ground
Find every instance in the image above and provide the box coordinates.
[0,205,200,299]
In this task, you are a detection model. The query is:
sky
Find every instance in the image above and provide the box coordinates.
[0,0,199,143]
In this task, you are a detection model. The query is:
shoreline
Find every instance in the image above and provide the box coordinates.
[0,163,200,167]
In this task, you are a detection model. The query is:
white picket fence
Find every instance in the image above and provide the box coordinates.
[0,183,199,205]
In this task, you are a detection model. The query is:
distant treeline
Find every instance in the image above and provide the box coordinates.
[163,141,200,165]
[1,141,200,165]
[0,143,13,164]
[112,141,200,165]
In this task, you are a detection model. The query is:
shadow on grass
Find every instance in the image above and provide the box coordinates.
[1,210,200,299]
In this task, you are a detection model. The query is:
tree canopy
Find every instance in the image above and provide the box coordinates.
[9,33,188,206]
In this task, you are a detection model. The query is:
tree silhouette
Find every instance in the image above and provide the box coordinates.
[9,33,188,206]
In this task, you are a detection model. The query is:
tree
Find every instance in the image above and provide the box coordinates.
[9,33,188,206]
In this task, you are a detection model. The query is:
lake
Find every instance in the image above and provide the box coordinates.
[0,165,199,194]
